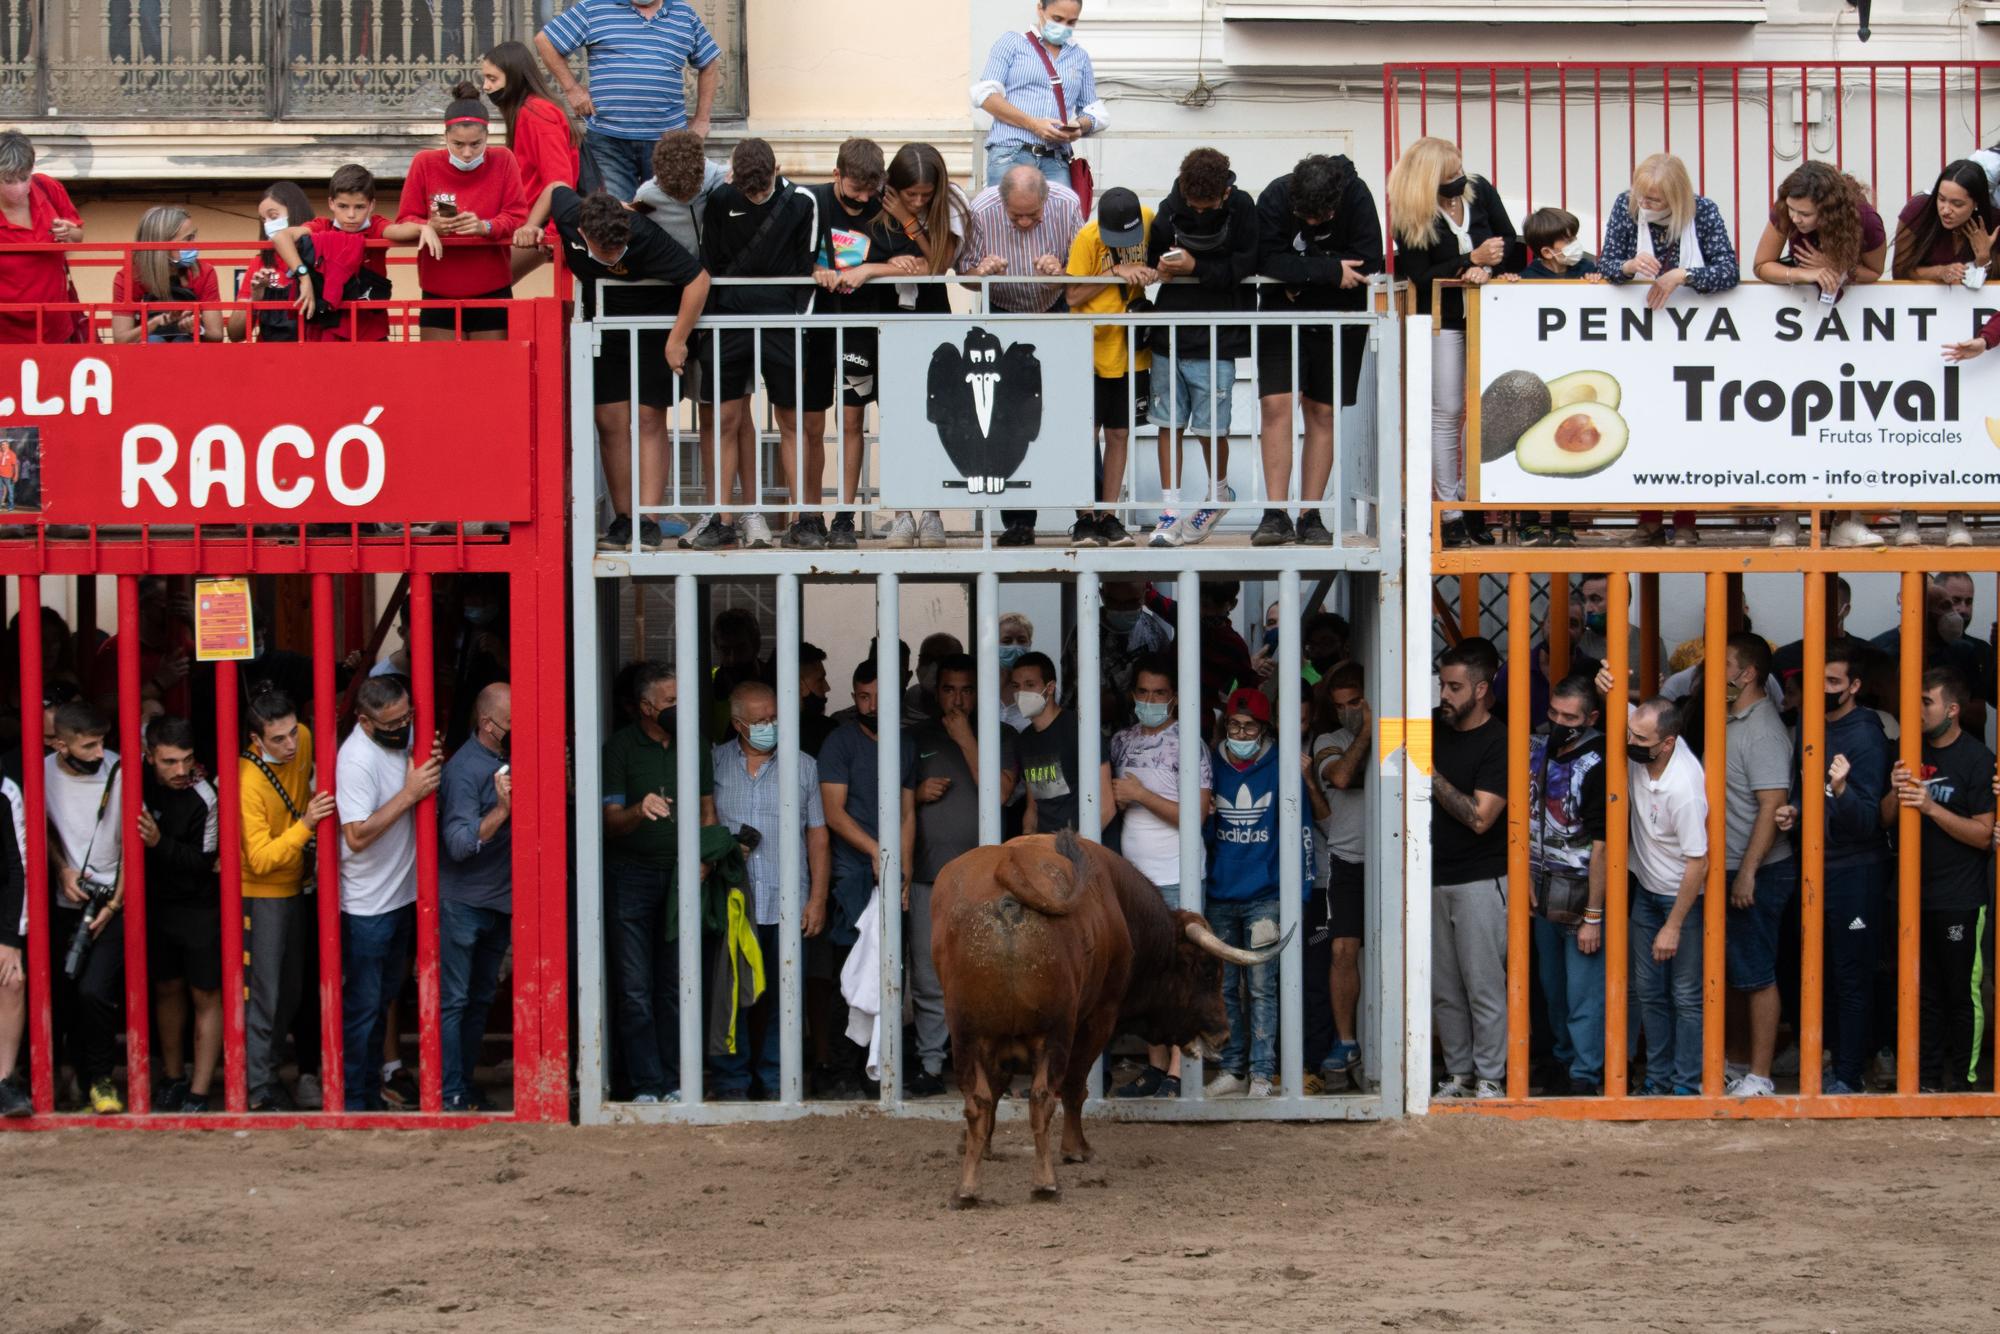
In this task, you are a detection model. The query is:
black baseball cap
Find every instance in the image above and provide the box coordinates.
[1097,187,1144,248]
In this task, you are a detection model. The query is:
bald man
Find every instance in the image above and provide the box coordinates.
[438,681,513,1112]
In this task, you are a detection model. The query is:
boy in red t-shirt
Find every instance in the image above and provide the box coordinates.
[272,163,395,343]
[0,438,19,511]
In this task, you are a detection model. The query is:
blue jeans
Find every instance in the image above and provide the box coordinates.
[1824,859,1889,1090]
[711,921,783,1096]
[1207,897,1279,1081]
[1629,884,1703,1093]
[341,905,413,1111]
[587,131,657,205]
[1533,914,1605,1088]
[0,477,16,509]
[985,140,1071,190]
[607,861,681,1099]
[439,900,509,1106]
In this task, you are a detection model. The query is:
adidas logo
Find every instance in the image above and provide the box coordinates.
[1216,783,1272,845]
[1848,917,1867,931]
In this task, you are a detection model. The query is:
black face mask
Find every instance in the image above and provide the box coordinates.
[803,694,827,718]
[370,723,411,752]
[857,710,878,729]
[65,753,104,776]
[1627,742,1658,765]
[649,705,676,738]
[1439,175,1469,199]
[1825,690,1849,718]
[1547,723,1581,753]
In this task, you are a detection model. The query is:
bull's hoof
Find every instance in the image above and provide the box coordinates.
[1029,1184,1062,1203]
[950,1191,981,1210]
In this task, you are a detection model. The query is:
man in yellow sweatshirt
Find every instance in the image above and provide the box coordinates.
[239,685,336,1112]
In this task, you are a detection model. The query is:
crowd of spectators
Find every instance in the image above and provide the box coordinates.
[1434,571,2000,1100]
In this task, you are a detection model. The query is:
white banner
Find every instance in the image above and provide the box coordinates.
[1471,282,2000,504]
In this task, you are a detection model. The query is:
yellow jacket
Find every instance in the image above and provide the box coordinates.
[239,724,316,900]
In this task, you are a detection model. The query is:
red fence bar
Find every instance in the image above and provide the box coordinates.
[19,576,50,1114]
[1700,573,1726,1097]
[116,576,150,1114]
[408,574,443,1114]
[1604,573,1632,1100]
[216,660,247,1113]
[311,574,344,1114]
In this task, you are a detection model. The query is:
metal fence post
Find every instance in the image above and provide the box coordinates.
[876,584,905,1105]
[676,573,705,1109]
[777,571,803,1106]
[1277,568,1304,1101]
[1176,570,1204,1102]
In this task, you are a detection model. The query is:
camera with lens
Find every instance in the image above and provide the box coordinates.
[62,880,117,981]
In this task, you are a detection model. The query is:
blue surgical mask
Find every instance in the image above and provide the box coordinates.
[450,152,485,173]
[997,644,1026,670]
[1134,700,1171,728]
[746,722,778,753]
[1040,18,1073,45]
[175,247,199,267]
[1226,736,1260,760]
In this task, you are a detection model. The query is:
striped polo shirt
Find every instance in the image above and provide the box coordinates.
[541,0,721,141]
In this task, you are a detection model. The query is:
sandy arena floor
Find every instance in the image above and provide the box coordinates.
[2,1112,1995,1332]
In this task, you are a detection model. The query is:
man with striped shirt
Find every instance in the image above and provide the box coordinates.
[536,0,723,204]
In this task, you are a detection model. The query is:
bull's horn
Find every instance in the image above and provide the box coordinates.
[1185,920,1298,966]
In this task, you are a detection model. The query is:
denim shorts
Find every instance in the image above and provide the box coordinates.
[1150,355,1236,438]
[1725,857,1798,991]
[1155,880,1181,912]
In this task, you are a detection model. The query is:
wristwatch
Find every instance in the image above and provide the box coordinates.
[288,263,311,281]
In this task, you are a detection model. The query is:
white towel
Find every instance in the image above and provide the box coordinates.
[839,886,883,1080]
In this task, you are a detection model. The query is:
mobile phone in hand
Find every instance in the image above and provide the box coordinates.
[1161,248,1187,264]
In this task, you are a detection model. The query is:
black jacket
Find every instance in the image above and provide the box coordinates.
[142,768,219,908]
[1146,179,1259,360]
[1256,160,1384,315]
[1393,175,1525,330]
[0,788,19,950]
[702,178,818,316]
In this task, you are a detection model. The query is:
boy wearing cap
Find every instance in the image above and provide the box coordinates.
[1065,186,1156,548]
[1204,687,1313,1098]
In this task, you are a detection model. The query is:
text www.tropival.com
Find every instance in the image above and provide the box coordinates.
[1629,469,2000,487]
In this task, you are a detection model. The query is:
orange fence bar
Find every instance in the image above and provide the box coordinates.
[1460,573,1480,641]
[1506,572,1532,1098]
[1604,572,1632,1100]
[1896,571,1922,1096]
[1700,572,1726,1097]
[1799,576,1826,1101]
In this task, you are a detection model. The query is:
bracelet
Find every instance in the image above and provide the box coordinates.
[1582,910,1604,923]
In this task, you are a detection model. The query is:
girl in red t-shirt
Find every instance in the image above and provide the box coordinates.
[480,40,579,283]
[389,82,527,341]
[110,205,224,345]
[226,181,316,344]
[0,131,85,344]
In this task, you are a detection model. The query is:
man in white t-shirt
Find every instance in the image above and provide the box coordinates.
[1106,652,1213,1100]
[45,702,126,1114]
[336,676,440,1112]
[1311,661,1370,1093]
[1598,668,1710,1095]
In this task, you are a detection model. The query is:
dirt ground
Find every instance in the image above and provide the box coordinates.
[3,1113,1997,1332]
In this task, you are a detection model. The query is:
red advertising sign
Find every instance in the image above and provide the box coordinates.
[17,343,535,523]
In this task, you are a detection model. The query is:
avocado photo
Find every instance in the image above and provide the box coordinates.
[1516,401,1630,477]
[1479,369,1552,462]
[1546,369,1621,411]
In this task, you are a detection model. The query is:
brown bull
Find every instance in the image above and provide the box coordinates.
[931,829,1291,1206]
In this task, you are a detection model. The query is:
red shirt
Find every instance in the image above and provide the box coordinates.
[302,215,391,342]
[0,446,19,480]
[511,97,580,208]
[0,174,81,343]
[110,262,222,339]
[395,146,527,297]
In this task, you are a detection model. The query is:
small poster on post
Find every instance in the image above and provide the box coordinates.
[193,578,255,662]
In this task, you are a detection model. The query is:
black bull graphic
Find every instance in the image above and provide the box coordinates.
[925,328,1043,495]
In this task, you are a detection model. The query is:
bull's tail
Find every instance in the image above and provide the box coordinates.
[995,830,1093,918]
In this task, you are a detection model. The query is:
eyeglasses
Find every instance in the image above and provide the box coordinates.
[1224,720,1263,739]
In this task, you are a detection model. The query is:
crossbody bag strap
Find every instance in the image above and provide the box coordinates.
[243,749,306,824]
[1025,31,1068,124]
[72,759,123,879]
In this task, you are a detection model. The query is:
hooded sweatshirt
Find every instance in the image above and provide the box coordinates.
[1205,738,1313,904]
[632,158,730,257]
[1792,706,1893,871]
[1145,176,1258,360]
[1255,158,1383,316]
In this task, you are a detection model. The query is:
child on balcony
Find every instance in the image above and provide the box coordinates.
[390,83,528,343]
[1506,207,1602,548]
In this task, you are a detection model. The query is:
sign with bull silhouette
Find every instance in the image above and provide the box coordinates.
[877,319,1094,509]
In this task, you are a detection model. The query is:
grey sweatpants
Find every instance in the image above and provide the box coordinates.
[907,881,948,1076]
[246,894,305,1100]
[1432,875,1509,1083]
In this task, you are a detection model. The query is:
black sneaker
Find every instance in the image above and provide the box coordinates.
[637,517,667,552]
[382,1068,420,1109]
[180,1090,211,1113]
[1551,524,1578,547]
[156,1076,189,1113]
[785,517,827,550]
[249,1084,296,1113]
[997,523,1036,547]
[1463,513,1496,546]
[0,1078,29,1118]
[1097,513,1135,547]
[1517,521,1548,547]
[1295,511,1333,546]
[1251,509,1296,546]
[906,1067,948,1098]
[597,515,636,552]
[1069,515,1104,548]
[826,512,858,549]
[680,515,735,550]
[1114,1065,1169,1098]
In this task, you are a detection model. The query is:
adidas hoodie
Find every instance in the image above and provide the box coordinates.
[1205,738,1314,904]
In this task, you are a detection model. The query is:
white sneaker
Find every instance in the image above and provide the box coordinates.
[741,513,775,549]
[885,512,917,549]
[1206,1072,1249,1098]
[1177,483,1236,546]
[917,511,946,548]
[1946,511,1973,547]
[1149,510,1183,548]
[1769,515,1800,548]
[1474,1078,1506,1100]
[1432,1074,1474,1100]
[294,1073,323,1111]
[1246,1076,1274,1099]
[1894,512,1922,547]
[1725,1072,1775,1098]
[1831,517,1886,548]
[1724,1061,1748,1084]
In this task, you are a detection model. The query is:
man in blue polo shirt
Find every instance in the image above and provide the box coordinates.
[536,0,724,203]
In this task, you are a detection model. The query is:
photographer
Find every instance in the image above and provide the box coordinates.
[238,685,335,1113]
[45,702,124,1115]
[142,716,221,1114]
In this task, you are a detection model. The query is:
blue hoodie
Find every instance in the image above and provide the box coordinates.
[1791,706,1893,870]
[1205,738,1315,903]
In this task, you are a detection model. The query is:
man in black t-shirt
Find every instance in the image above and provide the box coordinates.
[1430,638,1510,1099]
[902,655,1019,1095]
[1887,668,1996,1092]
[805,138,886,550]
[1011,652,1108,837]
[140,716,221,1113]
[520,181,709,554]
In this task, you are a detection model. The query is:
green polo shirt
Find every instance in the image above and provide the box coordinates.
[602,722,712,872]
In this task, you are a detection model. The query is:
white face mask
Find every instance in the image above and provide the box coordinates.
[1638,205,1670,225]
[262,215,289,239]
[1558,240,1585,264]
[1016,690,1048,720]
[450,152,485,173]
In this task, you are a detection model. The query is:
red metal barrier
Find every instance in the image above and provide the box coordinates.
[0,246,569,1129]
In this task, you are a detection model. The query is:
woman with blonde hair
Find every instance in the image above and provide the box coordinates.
[110,205,225,344]
[1387,135,1522,547]
[1600,153,1739,546]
